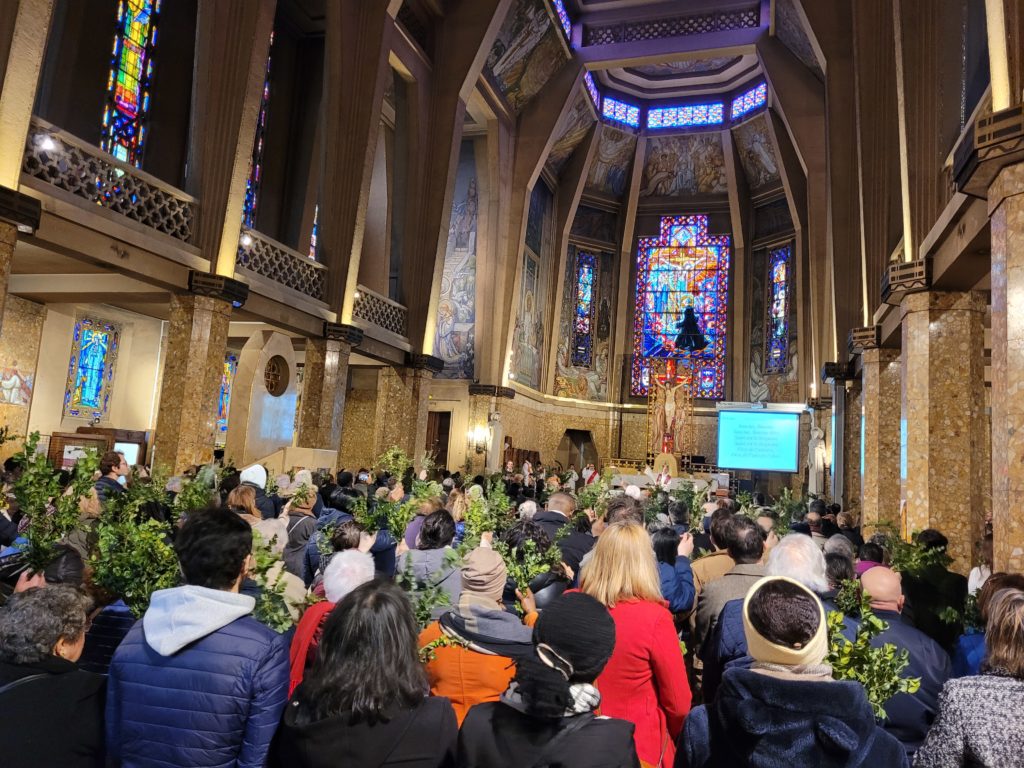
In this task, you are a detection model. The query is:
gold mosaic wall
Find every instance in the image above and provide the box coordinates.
[0,296,45,461]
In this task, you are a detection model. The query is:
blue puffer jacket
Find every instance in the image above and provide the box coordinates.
[106,586,289,768]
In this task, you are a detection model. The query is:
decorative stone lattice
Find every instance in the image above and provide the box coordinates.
[236,230,327,301]
[584,8,759,46]
[353,286,409,338]
[22,119,194,242]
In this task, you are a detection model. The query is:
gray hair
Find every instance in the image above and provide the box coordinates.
[0,586,92,664]
[518,500,538,520]
[766,533,829,594]
[322,550,375,603]
[823,534,856,559]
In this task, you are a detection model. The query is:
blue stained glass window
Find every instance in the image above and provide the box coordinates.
[216,353,238,444]
[572,251,596,366]
[731,81,768,120]
[647,102,725,129]
[602,96,640,128]
[63,317,121,419]
[764,244,790,374]
[584,71,600,109]
[308,203,319,259]
[550,0,572,39]
[243,32,274,228]
[101,0,160,167]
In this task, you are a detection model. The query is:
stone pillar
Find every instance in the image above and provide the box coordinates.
[296,323,362,461]
[843,378,863,520]
[860,348,901,533]
[467,384,517,476]
[989,161,1024,572]
[372,356,442,466]
[900,291,987,572]
[152,292,233,474]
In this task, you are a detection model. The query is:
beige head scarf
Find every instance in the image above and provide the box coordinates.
[742,575,829,667]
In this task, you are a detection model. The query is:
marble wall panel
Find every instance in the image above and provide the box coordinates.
[861,347,901,533]
[296,338,351,457]
[338,387,379,471]
[843,379,863,520]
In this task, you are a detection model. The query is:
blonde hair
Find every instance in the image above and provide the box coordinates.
[447,489,467,523]
[227,485,260,518]
[580,522,663,607]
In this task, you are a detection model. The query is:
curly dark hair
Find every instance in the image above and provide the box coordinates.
[293,580,427,725]
[175,507,252,590]
[0,586,93,664]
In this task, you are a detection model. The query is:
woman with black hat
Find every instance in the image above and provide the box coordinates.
[457,592,640,767]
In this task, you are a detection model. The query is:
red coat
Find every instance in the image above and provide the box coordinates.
[595,598,691,767]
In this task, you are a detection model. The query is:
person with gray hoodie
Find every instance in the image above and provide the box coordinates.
[396,510,463,621]
[105,508,290,768]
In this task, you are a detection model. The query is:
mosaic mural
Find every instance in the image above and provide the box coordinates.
[774,0,823,80]
[512,182,553,389]
[732,114,780,190]
[640,133,727,197]
[546,89,595,176]
[586,126,637,198]
[628,57,739,77]
[433,141,479,379]
[570,204,618,245]
[486,0,569,114]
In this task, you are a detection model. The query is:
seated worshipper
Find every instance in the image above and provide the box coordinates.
[397,510,462,620]
[281,475,319,578]
[951,572,1024,678]
[228,484,288,553]
[0,585,105,768]
[700,532,844,704]
[694,516,765,657]
[500,521,570,612]
[857,541,886,577]
[289,550,375,694]
[901,529,968,652]
[861,566,951,759]
[652,527,696,614]
[458,592,640,768]
[420,548,535,724]
[679,577,908,768]
[239,463,281,519]
[106,508,289,768]
[582,522,691,767]
[270,580,458,768]
[915,586,1024,768]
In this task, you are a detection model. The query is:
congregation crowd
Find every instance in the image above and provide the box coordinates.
[0,450,1022,767]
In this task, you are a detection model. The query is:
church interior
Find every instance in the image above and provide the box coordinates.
[0,0,1016,577]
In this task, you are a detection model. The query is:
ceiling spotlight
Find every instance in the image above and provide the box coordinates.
[39,135,57,152]
[240,233,253,248]
[353,290,362,299]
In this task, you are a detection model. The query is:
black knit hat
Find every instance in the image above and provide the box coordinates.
[532,592,616,683]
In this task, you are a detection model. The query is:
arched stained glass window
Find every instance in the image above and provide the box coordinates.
[765,244,791,374]
[243,32,274,228]
[216,353,238,445]
[63,317,122,419]
[101,0,160,167]
[308,204,319,259]
[631,215,730,399]
[572,251,596,366]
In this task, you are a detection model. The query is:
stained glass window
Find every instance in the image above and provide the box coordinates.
[602,96,640,128]
[731,81,768,121]
[308,203,319,259]
[765,244,791,374]
[63,317,122,419]
[216,353,238,444]
[550,0,572,39]
[243,32,274,228]
[647,102,725,129]
[631,215,730,398]
[584,71,600,109]
[101,0,160,167]
[571,251,596,366]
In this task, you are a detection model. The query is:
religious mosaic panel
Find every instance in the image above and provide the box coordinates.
[586,125,637,198]
[486,0,569,114]
[216,353,238,446]
[631,215,730,399]
[512,182,553,390]
[774,0,824,80]
[640,134,727,197]
[732,114,780,190]
[546,89,595,176]
[433,140,478,379]
[570,205,617,245]
[63,316,122,419]
[554,246,613,401]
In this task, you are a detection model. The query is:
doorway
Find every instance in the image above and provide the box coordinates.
[426,411,451,469]
[555,429,598,473]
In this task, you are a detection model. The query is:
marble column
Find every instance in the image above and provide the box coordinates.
[900,291,987,572]
[0,222,16,333]
[296,338,352,458]
[152,294,232,474]
[989,161,1024,572]
[860,348,901,534]
[372,365,434,466]
[843,378,863,520]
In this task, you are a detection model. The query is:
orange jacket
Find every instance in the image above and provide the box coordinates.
[418,611,537,726]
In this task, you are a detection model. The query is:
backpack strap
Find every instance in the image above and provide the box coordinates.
[0,673,49,697]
